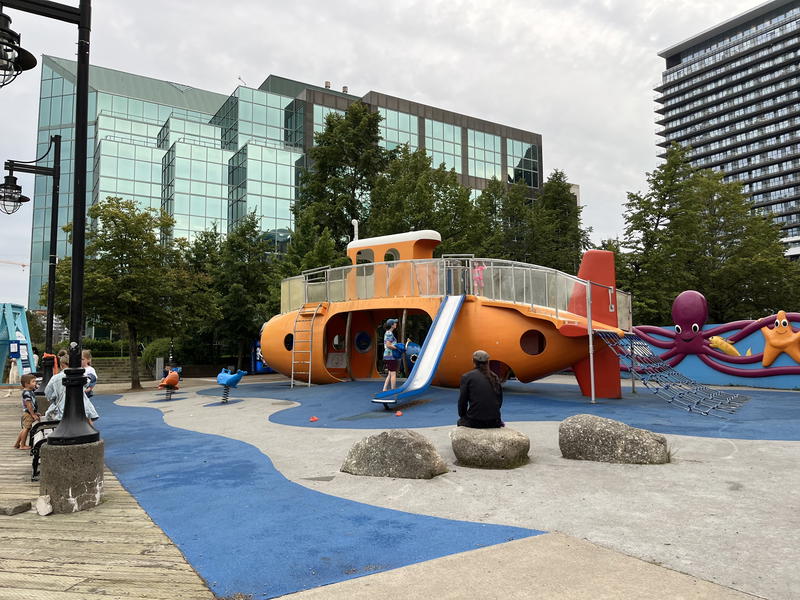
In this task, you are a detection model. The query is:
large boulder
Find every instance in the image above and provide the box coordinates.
[559,414,669,464]
[450,427,530,469]
[341,430,448,479]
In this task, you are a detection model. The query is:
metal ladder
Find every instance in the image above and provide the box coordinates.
[291,302,323,388]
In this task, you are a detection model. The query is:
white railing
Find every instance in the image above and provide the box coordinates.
[280,257,633,331]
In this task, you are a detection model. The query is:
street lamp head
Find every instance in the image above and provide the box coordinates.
[0,174,29,214]
[0,9,37,88]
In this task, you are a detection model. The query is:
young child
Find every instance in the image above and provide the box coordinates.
[13,373,39,450]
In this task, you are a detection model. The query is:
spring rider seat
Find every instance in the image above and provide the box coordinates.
[217,368,247,403]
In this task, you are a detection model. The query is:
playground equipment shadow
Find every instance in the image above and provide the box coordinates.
[195,378,800,441]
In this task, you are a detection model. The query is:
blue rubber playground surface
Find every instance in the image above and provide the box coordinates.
[93,393,541,600]
[197,379,800,441]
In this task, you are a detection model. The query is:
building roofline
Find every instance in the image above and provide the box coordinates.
[658,0,795,58]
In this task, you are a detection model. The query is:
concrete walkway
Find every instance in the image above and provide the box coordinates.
[109,376,797,599]
[282,534,755,599]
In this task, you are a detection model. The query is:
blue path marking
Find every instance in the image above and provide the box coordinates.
[92,395,541,600]
[196,380,800,441]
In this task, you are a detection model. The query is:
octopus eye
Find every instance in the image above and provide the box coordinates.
[781,319,789,328]
[674,325,682,334]
[775,319,781,328]
[691,323,700,333]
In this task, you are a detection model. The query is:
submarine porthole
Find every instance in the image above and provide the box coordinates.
[520,330,546,355]
[331,334,345,351]
[384,248,399,262]
[354,331,372,353]
[284,334,294,351]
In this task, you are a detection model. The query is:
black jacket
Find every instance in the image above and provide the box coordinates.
[458,369,502,421]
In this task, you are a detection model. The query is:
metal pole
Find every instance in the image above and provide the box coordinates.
[39,134,60,390]
[48,0,98,445]
[587,283,595,404]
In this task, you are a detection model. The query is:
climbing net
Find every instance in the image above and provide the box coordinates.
[596,331,749,416]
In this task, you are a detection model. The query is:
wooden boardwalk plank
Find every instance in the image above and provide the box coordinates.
[0,397,214,600]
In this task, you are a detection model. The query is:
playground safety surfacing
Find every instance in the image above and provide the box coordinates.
[93,378,800,599]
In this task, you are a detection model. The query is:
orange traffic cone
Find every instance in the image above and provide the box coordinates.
[309,416,319,422]
[395,411,403,417]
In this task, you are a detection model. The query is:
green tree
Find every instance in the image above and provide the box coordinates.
[171,226,224,363]
[216,213,274,368]
[530,169,590,274]
[619,144,799,324]
[688,170,800,322]
[366,146,474,254]
[77,196,178,389]
[471,179,535,262]
[618,145,700,322]
[295,101,393,251]
[26,310,45,347]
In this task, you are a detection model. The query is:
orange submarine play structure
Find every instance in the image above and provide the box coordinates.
[260,230,632,402]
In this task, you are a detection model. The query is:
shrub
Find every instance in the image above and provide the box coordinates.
[142,338,173,370]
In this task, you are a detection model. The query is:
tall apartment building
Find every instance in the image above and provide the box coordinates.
[655,0,800,258]
[28,56,542,307]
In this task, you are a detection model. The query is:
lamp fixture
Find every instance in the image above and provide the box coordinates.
[0,9,37,88]
[0,173,29,214]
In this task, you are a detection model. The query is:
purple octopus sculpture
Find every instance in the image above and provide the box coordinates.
[632,290,800,377]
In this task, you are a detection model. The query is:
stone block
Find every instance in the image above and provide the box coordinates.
[341,430,448,479]
[559,414,669,464]
[0,500,31,516]
[36,495,53,516]
[450,426,530,468]
[40,440,105,513]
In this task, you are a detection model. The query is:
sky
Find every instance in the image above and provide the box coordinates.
[0,0,761,307]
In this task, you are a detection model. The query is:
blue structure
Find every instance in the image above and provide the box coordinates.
[636,323,800,389]
[0,303,35,385]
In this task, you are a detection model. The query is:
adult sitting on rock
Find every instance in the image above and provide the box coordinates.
[457,350,503,428]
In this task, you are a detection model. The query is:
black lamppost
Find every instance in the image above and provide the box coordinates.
[1,0,97,445]
[1,135,61,390]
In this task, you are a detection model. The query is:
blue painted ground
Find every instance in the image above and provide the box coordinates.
[92,394,541,600]
[197,379,800,441]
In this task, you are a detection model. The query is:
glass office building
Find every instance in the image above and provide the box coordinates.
[656,0,800,258]
[28,56,542,307]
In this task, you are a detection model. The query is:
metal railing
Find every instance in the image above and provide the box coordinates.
[280,257,633,331]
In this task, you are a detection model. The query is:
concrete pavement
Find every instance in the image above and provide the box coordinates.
[108,377,797,599]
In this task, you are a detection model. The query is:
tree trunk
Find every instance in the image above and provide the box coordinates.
[236,340,244,371]
[127,322,141,390]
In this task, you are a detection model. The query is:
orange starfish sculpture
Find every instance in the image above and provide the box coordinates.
[760,310,800,367]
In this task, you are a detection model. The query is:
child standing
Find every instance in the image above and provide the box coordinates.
[13,373,39,450]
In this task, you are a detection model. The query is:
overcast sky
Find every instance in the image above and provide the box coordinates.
[0,0,760,307]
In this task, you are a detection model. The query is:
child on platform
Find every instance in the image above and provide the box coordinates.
[13,373,39,450]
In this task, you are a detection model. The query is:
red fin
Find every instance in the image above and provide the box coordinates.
[572,343,622,399]
[568,250,618,329]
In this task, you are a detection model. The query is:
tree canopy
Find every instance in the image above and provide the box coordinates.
[74,196,177,388]
[295,101,393,252]
[617,144,800,324]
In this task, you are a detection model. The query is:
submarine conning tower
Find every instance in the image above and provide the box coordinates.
[347,230,442,265]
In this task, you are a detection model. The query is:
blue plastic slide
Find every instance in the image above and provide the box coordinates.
[373,295,465,405]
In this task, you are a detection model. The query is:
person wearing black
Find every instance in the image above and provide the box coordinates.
[458,350,504,428]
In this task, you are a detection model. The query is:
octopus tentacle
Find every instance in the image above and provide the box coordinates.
[632,327,674,349]
[666,353,685,367]
[698,353,800,377]
[660,347,679,360]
